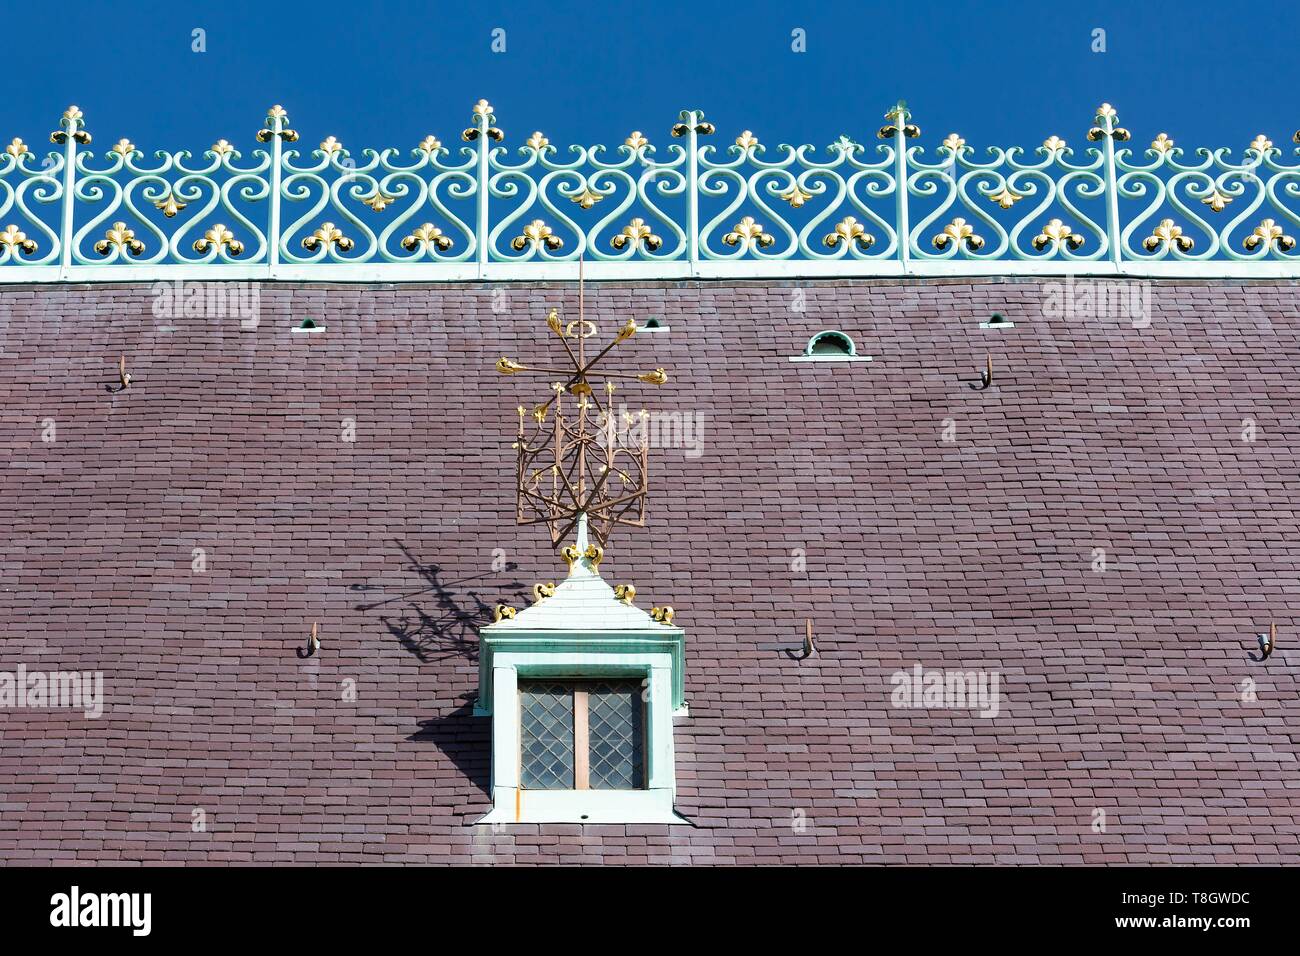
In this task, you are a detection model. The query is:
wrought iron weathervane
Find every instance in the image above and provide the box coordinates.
[496,261,668,550]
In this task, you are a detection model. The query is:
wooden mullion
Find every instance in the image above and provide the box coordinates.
[639,679,649,790]
[573,685,590,790]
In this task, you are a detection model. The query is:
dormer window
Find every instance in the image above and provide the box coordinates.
[520,680,646,790]
[477,515,686,825]
[790,330,872,362]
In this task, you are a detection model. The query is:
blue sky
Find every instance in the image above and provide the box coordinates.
[4,0,1297,158]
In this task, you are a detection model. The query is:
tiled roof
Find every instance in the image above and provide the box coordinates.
[0,279,1298,864]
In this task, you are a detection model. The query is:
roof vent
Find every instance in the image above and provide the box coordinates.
[979,312,1014,329]
[292,317,325,333]
[640,316,668,333]
[790,330,872,363]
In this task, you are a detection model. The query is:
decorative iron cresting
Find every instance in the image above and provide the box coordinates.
[4,100,1300,280]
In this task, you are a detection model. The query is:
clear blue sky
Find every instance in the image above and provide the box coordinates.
[4,0,1297,155]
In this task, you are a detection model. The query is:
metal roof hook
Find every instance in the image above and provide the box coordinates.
[786,619,816,661]
[298,621,320,658]
[107,355,132,393]
[1255,622,1276,661]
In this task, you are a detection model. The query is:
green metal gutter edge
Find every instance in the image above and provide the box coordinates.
[475,631,686,715]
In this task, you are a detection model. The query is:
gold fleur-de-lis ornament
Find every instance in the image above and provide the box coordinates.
[570,185,604,209]
[1201,188,1233,213]
[256,105,299,143]
[94,221,144,257]
[611,218,662,252]
[193,223,244,256]
[50,105,91,145]
[511,219,563,252]
[153,192,187,218]
[302,222,354,252]
[780,183,814,207]
[401,223,454,252]
[823,217,874,251]
[989,186,1022,208]
[1150,133,1175,154]
[462,99,504,142]
[1244,219,1296,252]
[1032,219,1084,251]
[0,224,37,255]
[933,218,985,252]
[1143,218,1194,253]
[723,216,774,248]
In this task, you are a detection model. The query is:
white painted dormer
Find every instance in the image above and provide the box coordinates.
[476,515,687,825]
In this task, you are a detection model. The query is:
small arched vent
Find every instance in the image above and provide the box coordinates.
[790,330,871,363]
[806,331,856,357]
[979,312,1015,329]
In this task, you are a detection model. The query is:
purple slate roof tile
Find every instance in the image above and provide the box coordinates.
[0,279,1297,864]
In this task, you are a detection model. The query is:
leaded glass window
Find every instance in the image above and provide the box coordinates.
[587,681,645,789]
[520,682,576,789]
[519,679,645,790]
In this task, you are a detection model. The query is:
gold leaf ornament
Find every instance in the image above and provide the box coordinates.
[1142,218,1195,253]
[0,224,37,255]
[1244,218,1296,252]
[822,216,874,251]
[94,221,144,256]
[932,217,985,252]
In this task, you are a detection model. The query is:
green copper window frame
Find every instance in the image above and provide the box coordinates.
[477,649,687,825]
[518,679,647,792]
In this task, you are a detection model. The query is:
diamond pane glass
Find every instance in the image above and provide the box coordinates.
[520,682,575,790]
[587,680,645,790]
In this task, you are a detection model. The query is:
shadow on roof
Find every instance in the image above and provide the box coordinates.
[350,541,530,664]
[407,696,492,800]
